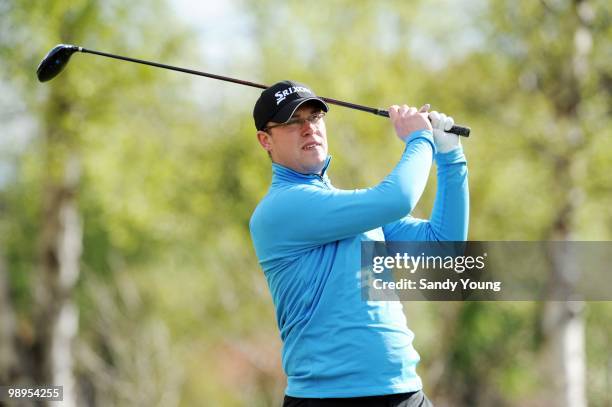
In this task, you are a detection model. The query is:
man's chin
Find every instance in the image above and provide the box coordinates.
[302,158,326,175]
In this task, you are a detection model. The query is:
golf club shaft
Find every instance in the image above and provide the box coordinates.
[80,47,470,137]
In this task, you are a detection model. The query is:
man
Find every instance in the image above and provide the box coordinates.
[249,80,469,407]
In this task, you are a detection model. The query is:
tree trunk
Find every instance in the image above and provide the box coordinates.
[33,108,82,406]
[0,250,18,384]
[542,244,586,407]
[539,1,593,406]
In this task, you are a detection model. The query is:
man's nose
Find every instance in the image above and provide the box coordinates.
[301,120,316,135]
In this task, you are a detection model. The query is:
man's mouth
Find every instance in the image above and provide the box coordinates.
[302,141,322,151]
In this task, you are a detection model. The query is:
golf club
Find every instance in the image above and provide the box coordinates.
[37,44,471,137]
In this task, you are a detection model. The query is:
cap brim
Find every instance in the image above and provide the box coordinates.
[270,97,329,125]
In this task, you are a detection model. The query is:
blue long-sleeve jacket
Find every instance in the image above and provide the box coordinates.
[249,129,468,397]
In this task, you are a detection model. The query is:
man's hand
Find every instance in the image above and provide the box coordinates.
[389,104,432,141]
[429,111,460,153]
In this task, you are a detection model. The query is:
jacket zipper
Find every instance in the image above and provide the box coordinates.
[315,174,331,190]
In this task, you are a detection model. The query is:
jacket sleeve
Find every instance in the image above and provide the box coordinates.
[251,130,436,253]
[382,147,469,242]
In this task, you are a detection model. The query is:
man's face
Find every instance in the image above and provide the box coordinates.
[257,103,328,174]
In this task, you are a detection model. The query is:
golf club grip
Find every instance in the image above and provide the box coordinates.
[375,109,470,137]
[319,97,470,137]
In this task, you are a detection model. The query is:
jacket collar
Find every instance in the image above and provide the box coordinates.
[271,156,332,185]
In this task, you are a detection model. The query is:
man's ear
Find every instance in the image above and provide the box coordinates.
[257,131,272,153]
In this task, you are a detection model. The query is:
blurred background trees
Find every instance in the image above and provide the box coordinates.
[0,0,610,405]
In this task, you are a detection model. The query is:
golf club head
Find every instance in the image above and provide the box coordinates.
[36,44,81,82]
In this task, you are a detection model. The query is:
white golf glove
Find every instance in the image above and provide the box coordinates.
[429,111,460,153]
